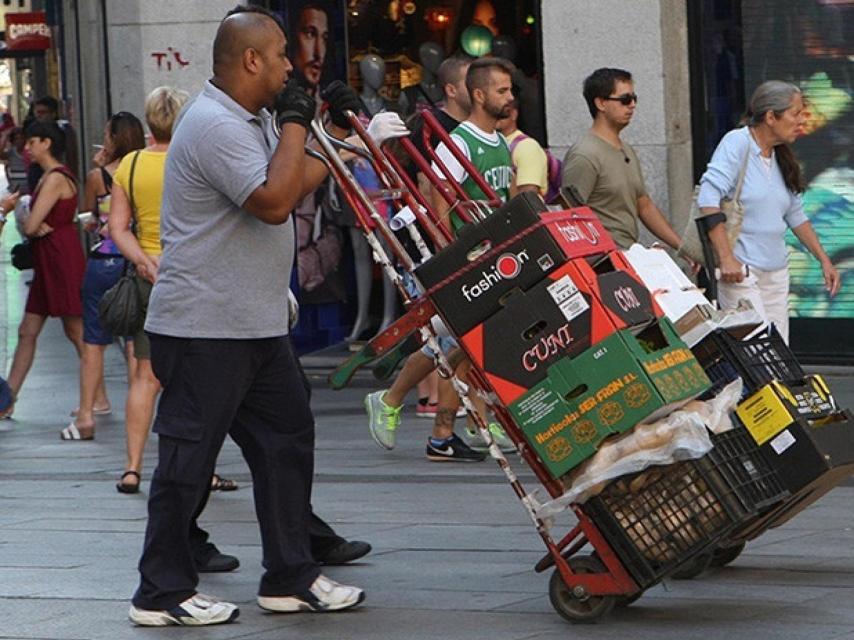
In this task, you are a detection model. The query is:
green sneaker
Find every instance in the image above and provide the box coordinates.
[365,390,402,450]
[463,422,516,453]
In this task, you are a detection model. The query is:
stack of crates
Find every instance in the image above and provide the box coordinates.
[416,193,713,480]
[690,324,854,536]
[413,193,826,586]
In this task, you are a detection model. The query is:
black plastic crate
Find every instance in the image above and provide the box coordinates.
[583,459,748,588]
[702,425,789,513]
[692,325,804,397]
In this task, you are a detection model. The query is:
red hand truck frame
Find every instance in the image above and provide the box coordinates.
[307,107,640,623]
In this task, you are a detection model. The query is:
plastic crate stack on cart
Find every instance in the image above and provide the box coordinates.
[313,108,854,624]
[624,247,854,575]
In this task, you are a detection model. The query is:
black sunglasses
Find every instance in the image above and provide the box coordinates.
[603,93,638,106]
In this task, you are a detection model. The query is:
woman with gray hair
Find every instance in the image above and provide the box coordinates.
[697,80,840,342]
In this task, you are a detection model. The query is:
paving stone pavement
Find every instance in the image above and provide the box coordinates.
[2,243,854,638]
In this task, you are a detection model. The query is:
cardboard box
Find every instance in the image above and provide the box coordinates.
[460,262,630,406]
[508,319,711,478]
[414,193,616,336]
[563,252,663,332]
[621,244,710,323]
[460,253,675,406]
[674,301,764,347]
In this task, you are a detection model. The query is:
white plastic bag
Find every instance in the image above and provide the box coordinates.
[534,379,744,521]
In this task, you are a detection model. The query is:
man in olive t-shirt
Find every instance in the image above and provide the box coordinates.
[562,68,684,251]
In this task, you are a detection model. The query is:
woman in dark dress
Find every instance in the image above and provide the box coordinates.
[1,121,85,419]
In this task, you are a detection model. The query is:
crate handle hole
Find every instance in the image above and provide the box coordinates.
[522,320,547,340]
[565,384,588,400]
[466,240,492,262]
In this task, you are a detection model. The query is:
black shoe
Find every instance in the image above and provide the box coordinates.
[196,552,240,573]
[317,540,372,565]
[425,434,487,462]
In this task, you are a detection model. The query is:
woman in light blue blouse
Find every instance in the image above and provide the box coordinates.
[698,80,840,343]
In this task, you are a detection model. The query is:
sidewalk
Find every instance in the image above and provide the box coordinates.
[3,250,854,638]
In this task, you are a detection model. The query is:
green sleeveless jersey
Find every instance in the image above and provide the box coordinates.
[448,122,513,232]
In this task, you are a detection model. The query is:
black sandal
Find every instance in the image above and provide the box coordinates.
[210,473,238,492]
[116,470,141,494]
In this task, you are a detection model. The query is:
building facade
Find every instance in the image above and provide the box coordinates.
[47,0,850,360]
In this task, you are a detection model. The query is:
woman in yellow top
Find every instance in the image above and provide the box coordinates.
[109,87,187,493]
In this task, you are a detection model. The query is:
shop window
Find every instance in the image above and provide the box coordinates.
[347,0,546,144]
[689,0,854,358]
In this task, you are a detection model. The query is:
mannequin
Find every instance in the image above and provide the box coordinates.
[401,42,445,116]
[359,54,386,117]
[417,42,445,106]
[348,54,398,342]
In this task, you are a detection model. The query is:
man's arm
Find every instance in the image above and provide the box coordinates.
[514,138,547,195]
[243,122,314,225]
[636,194,683,250]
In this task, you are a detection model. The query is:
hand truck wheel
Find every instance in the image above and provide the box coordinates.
[710,541,746,568]
[670,549,714,580]
[549,554,616,624]
[615,591,643,608]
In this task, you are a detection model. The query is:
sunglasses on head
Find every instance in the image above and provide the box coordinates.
[603,93,638,106]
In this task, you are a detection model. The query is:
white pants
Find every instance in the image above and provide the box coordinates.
[717,265,790,343]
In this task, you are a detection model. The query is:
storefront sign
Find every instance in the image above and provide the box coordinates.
[5,12,51,51]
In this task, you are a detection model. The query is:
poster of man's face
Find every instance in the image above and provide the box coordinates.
[283,0,347,96]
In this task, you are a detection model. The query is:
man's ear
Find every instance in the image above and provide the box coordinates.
[243,47,260,74]
[593,96,605,114]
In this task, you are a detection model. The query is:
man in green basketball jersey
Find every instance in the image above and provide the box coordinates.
[433,57,517,233]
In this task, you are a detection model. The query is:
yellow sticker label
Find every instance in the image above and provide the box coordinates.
[736,385,794,445]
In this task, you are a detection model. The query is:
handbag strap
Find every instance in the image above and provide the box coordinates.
[733,130,752,201]
[128,150,141,217]
[123,150,142,278]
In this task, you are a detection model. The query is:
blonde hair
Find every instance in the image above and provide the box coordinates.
[144,86,189,142]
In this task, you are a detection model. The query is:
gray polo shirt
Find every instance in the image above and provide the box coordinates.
[145,80,293,338]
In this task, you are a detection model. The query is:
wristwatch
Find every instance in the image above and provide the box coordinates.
[0,206,6,224]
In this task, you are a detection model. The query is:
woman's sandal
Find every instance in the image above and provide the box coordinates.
[60,422,94,441]
[116,470,141,494]
[210,473,238,492]
[70,405,112,417]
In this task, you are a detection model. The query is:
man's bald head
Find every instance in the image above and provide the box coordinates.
[213,6,286,75]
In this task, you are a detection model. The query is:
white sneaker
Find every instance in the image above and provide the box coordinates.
[128,593,239,626]
[463,423,517,453]
[257,574,365,613]
[365,390,402,450]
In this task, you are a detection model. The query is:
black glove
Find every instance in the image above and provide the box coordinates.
[273,82,316,130]
[321,80,360,129]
